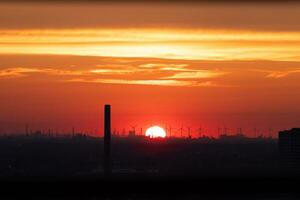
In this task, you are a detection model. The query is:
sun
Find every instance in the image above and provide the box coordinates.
[145,126,166,138]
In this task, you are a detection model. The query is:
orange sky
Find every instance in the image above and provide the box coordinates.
[0,2,300,137]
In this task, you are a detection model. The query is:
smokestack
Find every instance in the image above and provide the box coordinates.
[104,104,111,177]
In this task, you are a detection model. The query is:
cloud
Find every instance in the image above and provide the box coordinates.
[89,69,132,74]
[0,3,300,32]
[166,70,226,79]
[1,29,300,61]
[252,69,300,78]
[0,59,227,87]
[0,67,41,78]
[65,78,219,87]
[0,67,85,78]
[139,63,188,69]
[266,70,300,78]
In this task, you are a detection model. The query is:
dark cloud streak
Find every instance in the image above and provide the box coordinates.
[0,2,299,31]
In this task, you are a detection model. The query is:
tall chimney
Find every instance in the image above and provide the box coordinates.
[104,104,111,176]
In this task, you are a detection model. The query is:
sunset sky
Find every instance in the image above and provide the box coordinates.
[0,2,300,137]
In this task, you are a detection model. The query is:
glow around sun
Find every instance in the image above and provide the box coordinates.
[145,126,166,138]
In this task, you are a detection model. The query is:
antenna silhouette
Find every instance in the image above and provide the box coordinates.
[187,126,191,139]
[129,125,137,137]
[180,126,183,138]
[130,125,136,132]
[198,127,202,138]
[25,124,29,135]
[223,126,228,135]
[122,128,126,137]
[218,127,222,137]
[169,126,173,137]
[269,128,273,138]
[237,127,242,135]
[113,128,117,136]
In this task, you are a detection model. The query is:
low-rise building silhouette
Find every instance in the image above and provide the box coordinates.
[279,128,300,170]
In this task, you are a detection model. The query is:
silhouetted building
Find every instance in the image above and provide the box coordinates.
[128,130,136,137]
[279,128,300,170]
[104,104,111,176]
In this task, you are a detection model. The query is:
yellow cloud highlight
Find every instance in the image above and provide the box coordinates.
[0,62,226,87]
[65,78,217,87]
[0,29,300,61]
[0,67,41,77]
[251,69,300,78]
[1,29,300,43]
[266,70,300,78]
[3,57,300,88]
[89,69,132,74]
[166,70,226,79]
[0,67,85,78]
[139,63,188,69]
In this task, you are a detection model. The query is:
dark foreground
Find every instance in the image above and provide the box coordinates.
[1,173,300,199]
[0,135,298,199]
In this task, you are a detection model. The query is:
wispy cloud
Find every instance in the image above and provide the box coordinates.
[0,67,85,78]
[65,78,219,87]
[0,67,41,78]
[266,70,300,78]
[89,69,132,74]
[139,63,188,69]
[252,69,300,78]
[0,59,227,87]
[166,70,226,79]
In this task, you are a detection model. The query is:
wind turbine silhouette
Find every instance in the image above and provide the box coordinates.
[180,126,183,138]
[130,125,137,135]
[198,127,202,138]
